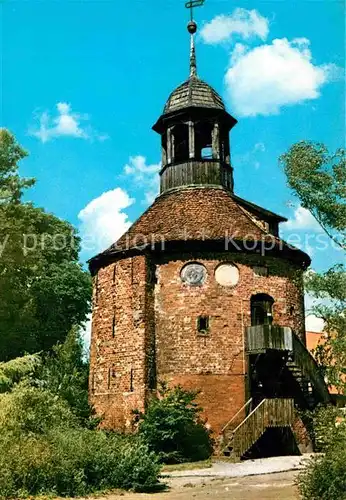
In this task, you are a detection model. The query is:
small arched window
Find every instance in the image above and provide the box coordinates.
[251,293,274,326]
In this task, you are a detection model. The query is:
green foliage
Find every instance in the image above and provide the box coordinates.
[312,405,346,452]
[0,129,34,203]
[0,353,41,393]
[282,141,346,395]
[0,384,78,435]
[0,329,96,426]
[39,328,97,426]
[280,141,346,248]
[0,429,161,497]
[0,130,92,360]
[305,265,346,394]
[297,405,346,500]
[0,383,161,497]
[298,442,346,500]
[137,382,213,463]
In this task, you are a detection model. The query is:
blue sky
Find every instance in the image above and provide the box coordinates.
[1,0,345,296]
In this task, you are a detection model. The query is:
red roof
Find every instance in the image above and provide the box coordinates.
[89,187,310,271]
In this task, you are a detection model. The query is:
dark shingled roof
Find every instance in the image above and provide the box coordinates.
[89,187,310,271]
[164,77,225,114]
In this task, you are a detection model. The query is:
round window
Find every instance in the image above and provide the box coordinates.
[215,263,239,287]
[181,263,207,286]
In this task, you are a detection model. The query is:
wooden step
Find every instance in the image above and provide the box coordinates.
[220,399,295,459]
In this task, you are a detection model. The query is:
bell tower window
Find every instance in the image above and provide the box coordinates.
[172,124,189,163]
[161,132,167,166]
[195,122,214,160]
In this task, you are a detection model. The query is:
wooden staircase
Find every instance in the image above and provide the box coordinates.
[220,398,295,459]
[246,325,331,407]
[287,333,330,406]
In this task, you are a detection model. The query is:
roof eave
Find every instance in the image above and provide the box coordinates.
[153,107,237,134]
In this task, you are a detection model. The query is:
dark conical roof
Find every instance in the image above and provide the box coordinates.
[163,76,225,114]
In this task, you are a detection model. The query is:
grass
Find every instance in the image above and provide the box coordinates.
[162,459,212,472]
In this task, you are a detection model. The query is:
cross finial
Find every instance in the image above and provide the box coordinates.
[185,0,205,21]
[185,1,205,78]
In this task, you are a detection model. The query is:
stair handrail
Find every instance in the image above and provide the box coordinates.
[231,397,267,436]
[220,398,268,456]
[221,398,295,457]
[292,333,330,403]
[220,397,253,435]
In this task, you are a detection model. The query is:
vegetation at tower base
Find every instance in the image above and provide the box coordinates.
[281,141,346,499]
[0,130,162,497]
[135,382,213,464]
[0,129,92,361]
[0,332,161,498]
[297,405,346,500]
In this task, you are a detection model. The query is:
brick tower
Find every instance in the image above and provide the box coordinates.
[89,18,330,451]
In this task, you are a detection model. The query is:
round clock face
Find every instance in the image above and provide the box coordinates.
[181,263,207,286]
[215,263,239,287]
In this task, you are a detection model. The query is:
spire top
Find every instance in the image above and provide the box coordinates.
[188,21,197,78]
[185,1,204,78]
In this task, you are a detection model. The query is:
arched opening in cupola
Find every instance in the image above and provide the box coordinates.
[195,121,214,160]
[171,123,189,163]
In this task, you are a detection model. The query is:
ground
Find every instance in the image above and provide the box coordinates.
[58,455,309,500]
[72,471,299,500]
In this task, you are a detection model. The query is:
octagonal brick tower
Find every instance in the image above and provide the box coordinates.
[88,22,314,435]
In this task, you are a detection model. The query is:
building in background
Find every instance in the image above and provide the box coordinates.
[306,330,345,406]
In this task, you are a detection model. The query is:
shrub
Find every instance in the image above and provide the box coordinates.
[0,384,77,435]
[0,354,41,393]
[0,429,161,497]
[137,383,213,463]
[39,328,97,427]
[298,443,346,500]
[313,405,346,451]
[297,405,346,500]
[0,385,161,497]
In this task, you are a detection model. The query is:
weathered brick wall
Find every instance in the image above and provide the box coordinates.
[89,250,305,434]
[154,252,305,432]
[89,255,151,430]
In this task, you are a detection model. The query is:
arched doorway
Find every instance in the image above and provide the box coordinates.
[251,293,274,326]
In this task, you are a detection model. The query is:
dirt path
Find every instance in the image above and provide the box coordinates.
[78,471,299,500]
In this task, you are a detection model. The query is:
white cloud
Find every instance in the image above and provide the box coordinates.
[305,314,325,333]
[282,206,321,231]
[30,102,108,143]
[305,293,325,332]
[78,187,134,255]
[124,155,160,204]
[225,38,337,116]
[200,8,269,45]
[81,314,92,350]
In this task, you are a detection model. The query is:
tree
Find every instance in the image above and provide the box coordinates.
[0,129,34,203]
[39,327,96,426]
[0,129,91,360]
[306,265,346,394]
[280,141,345,249]
[297,406,346,499]
[282,142,346,498]
[280,142,346,394]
